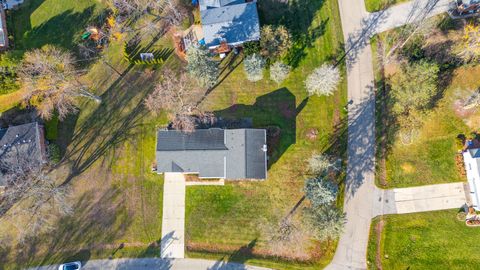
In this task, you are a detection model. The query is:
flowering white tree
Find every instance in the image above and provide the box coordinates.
[305,64,341,96]
[304,177,338,207]
[186,45,218,88]
[243,53,265,82]
[270,61,291,84]
[308,153,333,175]
[304,207,345,241]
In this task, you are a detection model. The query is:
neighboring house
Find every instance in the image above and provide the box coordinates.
[0,122,47,187]
[199,0,260,51]
[156,128,267,180]
[0,5,8,51]
[463,143,480,210]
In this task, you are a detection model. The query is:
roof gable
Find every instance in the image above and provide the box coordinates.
[156,129,227,151]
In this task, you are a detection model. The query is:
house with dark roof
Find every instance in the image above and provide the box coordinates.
[0,122,46,187]
[0,6,8,51]
[199,0,260,50]
[156,128,267,180]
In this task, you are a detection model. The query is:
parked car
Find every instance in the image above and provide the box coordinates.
[58,261,82,270]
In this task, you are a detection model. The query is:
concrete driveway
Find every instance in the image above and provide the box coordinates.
[161,173,186,259]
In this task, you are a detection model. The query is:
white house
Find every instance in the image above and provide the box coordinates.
[463,147,480,210]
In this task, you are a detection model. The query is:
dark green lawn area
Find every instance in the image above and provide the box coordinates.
[364,0,407,12]
[367,210,480,270]
[10,0,105,50]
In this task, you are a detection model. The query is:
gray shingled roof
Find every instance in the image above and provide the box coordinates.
[156,128,227,151]
[156,128,267,179]
[200,2,260,48]
[0,122,45,186]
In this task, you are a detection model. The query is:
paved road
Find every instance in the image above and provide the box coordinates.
[326,0,461,269]
[30,258,271,270]
[161,173,186,259]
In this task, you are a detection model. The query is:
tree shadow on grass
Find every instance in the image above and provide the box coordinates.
[257,0,328,68]
[13,5,101,50]
[214,88,307,169]
[207,239,257,270]
[11,187,133,268]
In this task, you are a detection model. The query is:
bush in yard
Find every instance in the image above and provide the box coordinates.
[270,61,291,84]
[304,176,338,207]
[304,207,346,241]
[243,53,265,82]
[243,41,261,56]
[186,45,219,88]
[305,64,341,96]
[48,143,61,164]
[0,51,21,95]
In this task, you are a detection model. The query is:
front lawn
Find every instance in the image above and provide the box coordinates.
[185,0,347,266]
[367,210,480,270]
[373,18,477,188]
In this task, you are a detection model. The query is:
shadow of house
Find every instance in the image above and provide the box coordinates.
[214,87,307,168]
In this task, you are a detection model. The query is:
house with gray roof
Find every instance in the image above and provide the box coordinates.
[156,128,267,179]
[199,0,260,50]
[0,122,46,187]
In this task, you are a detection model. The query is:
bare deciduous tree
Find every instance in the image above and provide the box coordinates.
[18,45,101,120]
[145,69,204,132]
[108,0,187,38]
[0,148,71,242]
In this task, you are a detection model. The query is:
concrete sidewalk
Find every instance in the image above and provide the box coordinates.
[370,0,451,34]
[161,173,186,259]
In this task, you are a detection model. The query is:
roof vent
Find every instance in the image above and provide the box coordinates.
[261,144,267,152]
[15,134,19,138]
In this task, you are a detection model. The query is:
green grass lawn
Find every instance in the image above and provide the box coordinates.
[10,0,105,50]
[365,0,407,12]
[367,210,480,270]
